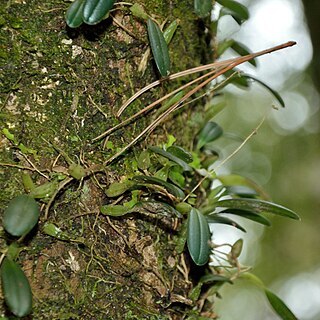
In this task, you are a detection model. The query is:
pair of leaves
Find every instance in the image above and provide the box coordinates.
[217,0,249,25]
[66,0,115,28]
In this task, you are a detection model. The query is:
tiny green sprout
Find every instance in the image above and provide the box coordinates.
[68,163,86,180]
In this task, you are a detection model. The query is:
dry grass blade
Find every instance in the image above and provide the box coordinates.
[116,41,296,117]
[101,41,296,165]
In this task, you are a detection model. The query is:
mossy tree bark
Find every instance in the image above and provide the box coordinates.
[0,1,212,318]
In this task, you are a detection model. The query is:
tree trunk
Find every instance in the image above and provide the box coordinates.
[0,1,211,318]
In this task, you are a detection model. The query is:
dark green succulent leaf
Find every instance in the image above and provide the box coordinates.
[149,146,192,172]
[163,19,179,44]
[194,0,213,18]
[265,289,298,320]
[231,41,257,66]
[243,75,285,107]
[187,208,211,266]
[200,274,233,284]
[65,0,85,28]
[83,0,115,25]
[206,214,246,232]
[167,146,193,163]
[217,198,300,220]
[1,258,32,317]
[147,19,170,77]
[197,122,223,150]
[3,195,40,237]
[218,209,272,226]
[132,175,185,199]
[217,0,249,23]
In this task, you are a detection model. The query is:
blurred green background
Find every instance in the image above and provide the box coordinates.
[211,0,320,319]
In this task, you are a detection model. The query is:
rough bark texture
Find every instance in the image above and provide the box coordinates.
[0,1,211,319]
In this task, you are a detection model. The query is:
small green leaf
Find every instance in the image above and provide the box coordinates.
[133,175,185,199]
[105,180,133,197]
[243,75,285,107]
[137,150,150,170]
[167,146,193,163]
[197,122,223,150]
[206,215,246,232]
[218,209,272,226]
[129,3,148,20]
[204,101,226,122]
[225,185,258,198]
[83,0,115,25]
[187,208,211,266]
[224,70,251,88]
[175,202,192,215]
[100,204,131,216]
[217,39,234,57]
[154,91,184,118]
[168,167,185,188]
[217,198,300,220]
[1,258,32,317]
[65,0,85,28]
[265,289,298,320]
[163,19,179,44]
[3,195,40,237]
[149,146,192,172]
[217,0,249,24]
[231,41,257,66]
[43,223,67,240]
[68,163,86,179]
[194,0,213,18]
[147,19,170,77]
[29,181,58,199]
[188,282,203,301]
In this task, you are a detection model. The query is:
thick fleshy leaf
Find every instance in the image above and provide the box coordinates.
[149,146,192,172]
[1,258,32,317]
[243,75,285,107]
[29,181,58,199]
[65,0,85,28]
[3,195,40,237]
[187,208,211,266]
[230,238,243,258]
[231,41,257,66]
[194,0,213,18]
[196,122,223,150]
[218,209,272,226]
[83,0,115,25]
[217,198,300,220]
[206,214,246,232]
[265,289,298,320]
[168,167,185,188]
[217,0,249,23]
[147,19,170,77]
[137,150,151,170]
[132,175,185,199]
[167,146,193,163]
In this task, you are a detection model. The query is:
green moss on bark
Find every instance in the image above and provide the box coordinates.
[0,0,211,318]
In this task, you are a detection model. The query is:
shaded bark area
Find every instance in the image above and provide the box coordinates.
[0,0,211,319]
